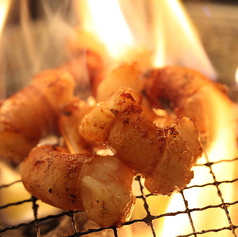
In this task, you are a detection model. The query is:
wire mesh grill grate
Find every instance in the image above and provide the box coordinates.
[1,156,238,237]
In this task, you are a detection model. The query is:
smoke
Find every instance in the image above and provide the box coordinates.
[0,0,79,98]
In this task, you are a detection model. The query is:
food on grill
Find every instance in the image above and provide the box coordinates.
[0,42,105,164]
[79,87,203,195]
[143,66,230,146]
[95,62,178,127]
[96,63,144,101]
[3,62,227,226]
[21,145,135,227]
[0,69,76,164]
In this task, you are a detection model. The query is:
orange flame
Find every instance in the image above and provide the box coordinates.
[159,92,237,236]
[77,0,135,60]
[151,0,217,80]
[0,0,12,99]
[0,0,11,34]
[236,67,238,85]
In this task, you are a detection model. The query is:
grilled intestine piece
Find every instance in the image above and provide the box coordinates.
[143,66,233,146]
[96,62,145,102]
[95,62,177,127]
[21,145,135,227]
[0,69,76,164]
[79,88,203,195]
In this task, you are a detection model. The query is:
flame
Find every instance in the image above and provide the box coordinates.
[0,0,12,99]
[77,0,135,60]
[159,90,237,236]
[155,3,238,237]
[236,67,238,85]
[152,2,237,236]
[0,0,11,34]
[152,0,217,80]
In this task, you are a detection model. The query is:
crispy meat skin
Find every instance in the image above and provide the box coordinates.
[0,69,76,164]
[144,66,231,144]
[79,88,203,195]
[21,145,135,227]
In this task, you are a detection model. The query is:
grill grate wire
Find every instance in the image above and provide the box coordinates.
[1,157,238,237]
